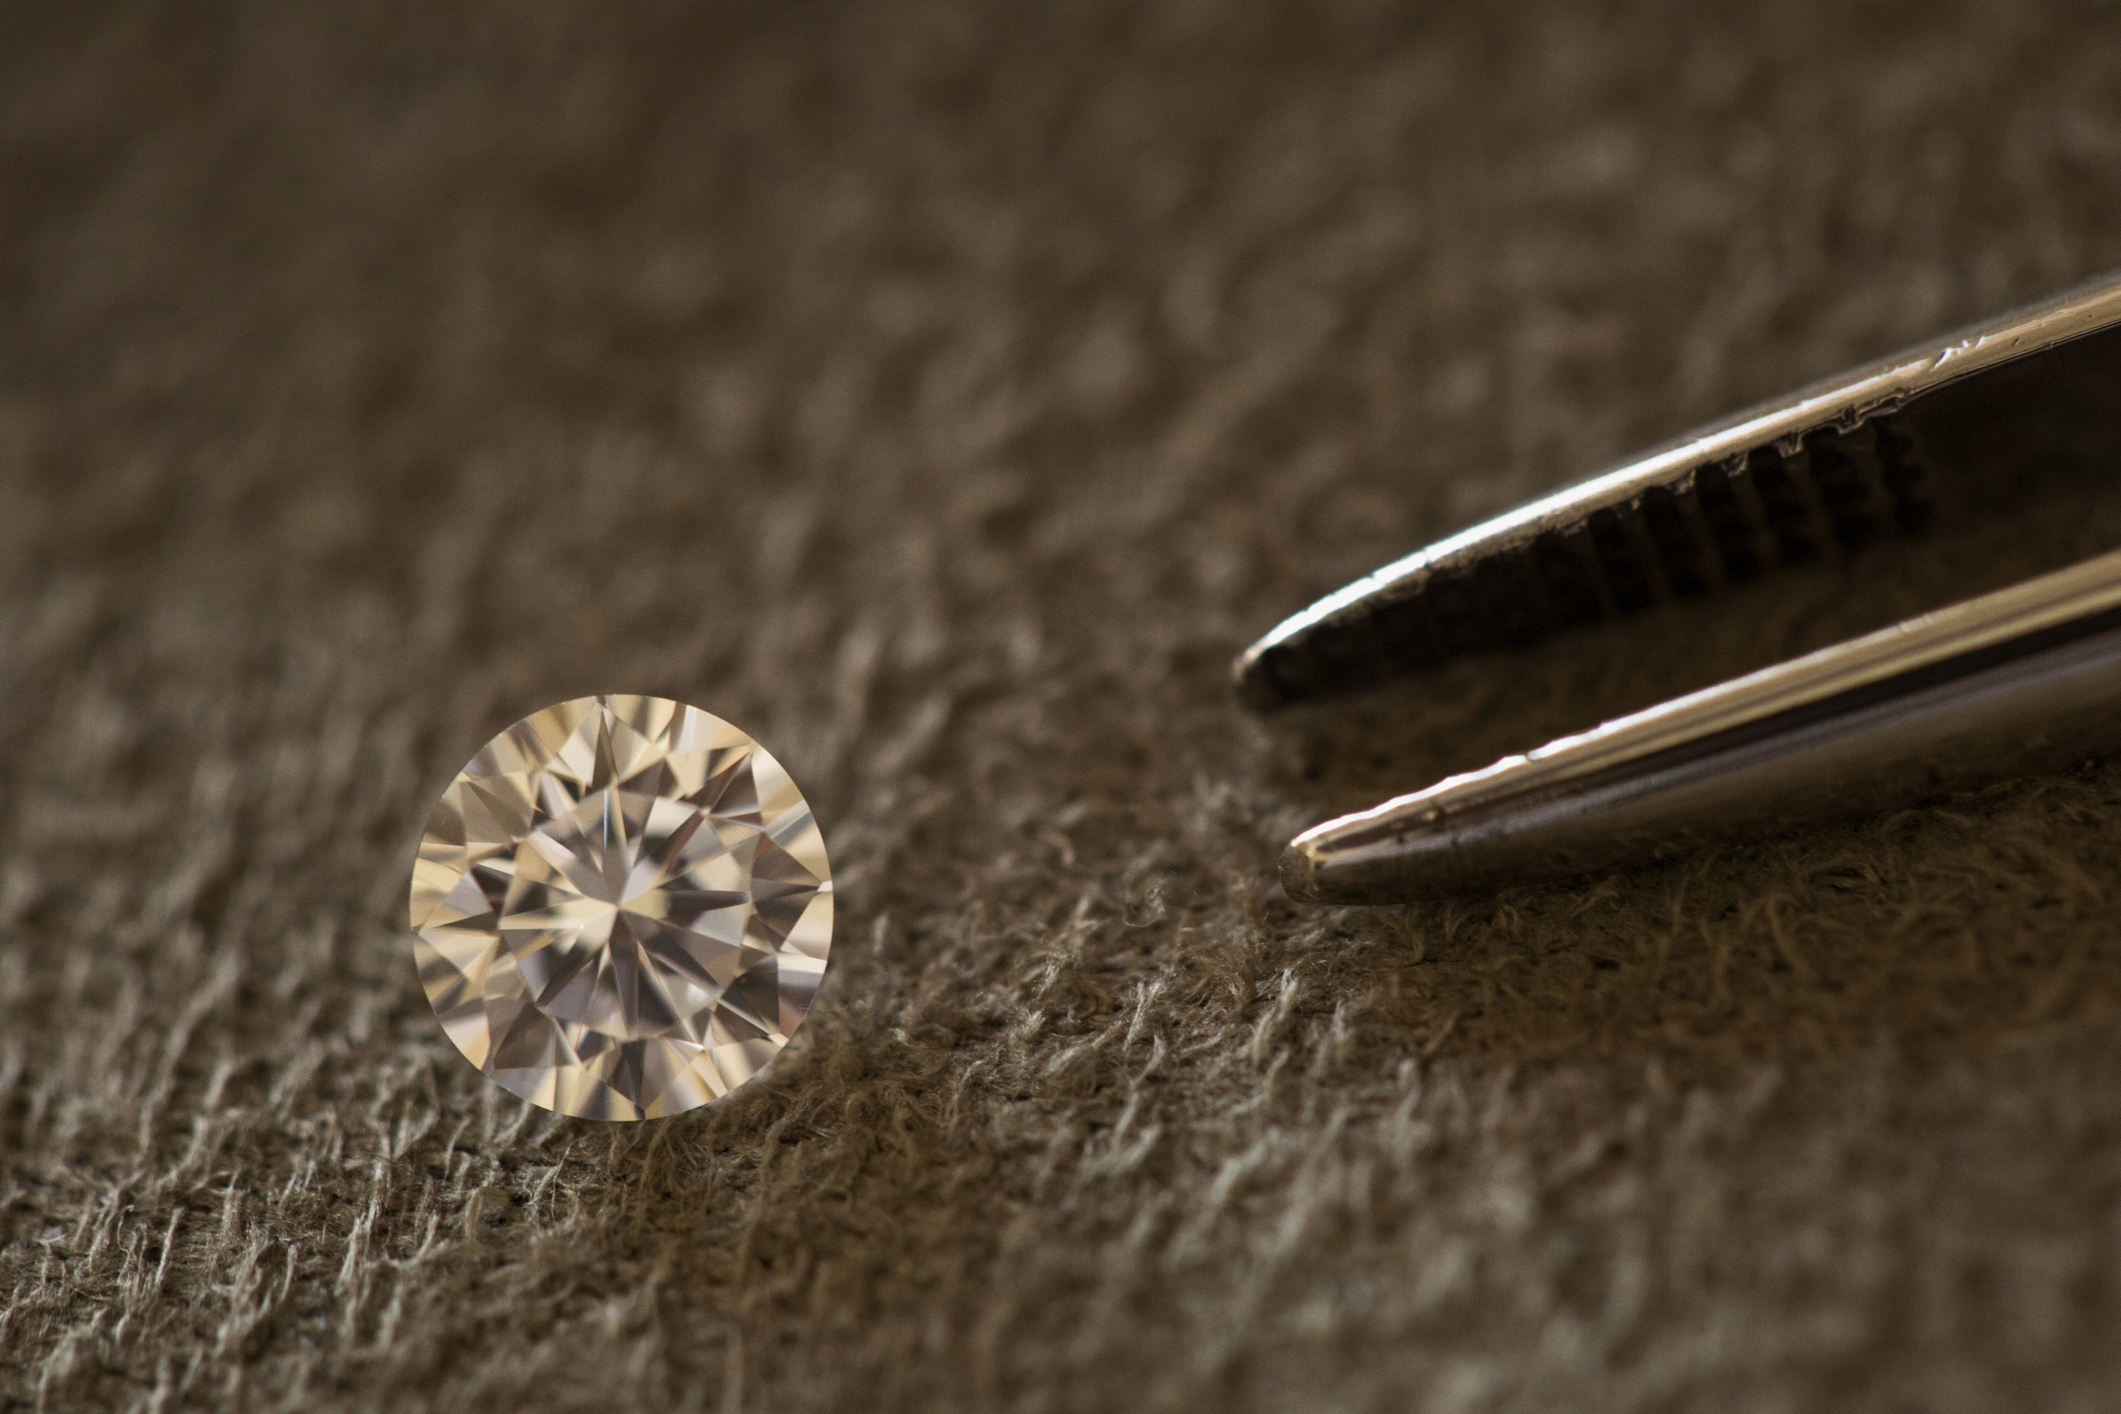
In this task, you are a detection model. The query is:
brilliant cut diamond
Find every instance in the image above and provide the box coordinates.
[409,695,832,1119]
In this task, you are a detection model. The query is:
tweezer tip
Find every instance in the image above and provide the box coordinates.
[1234,660,1283,714]
[1276,836,1328,903]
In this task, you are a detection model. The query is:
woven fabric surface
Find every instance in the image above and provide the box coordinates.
[7,2,2121,1409]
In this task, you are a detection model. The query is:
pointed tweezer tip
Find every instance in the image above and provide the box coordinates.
[1276,838,1324,903]
[1231,652,1285,714]
[1278,824,1416,906]
[1280,831,1447,907]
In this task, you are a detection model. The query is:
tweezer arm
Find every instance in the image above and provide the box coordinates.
[1237,271,2121,711]
[1284,546,2121,904]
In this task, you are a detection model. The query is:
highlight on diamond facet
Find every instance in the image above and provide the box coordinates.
[408,695,832,1120]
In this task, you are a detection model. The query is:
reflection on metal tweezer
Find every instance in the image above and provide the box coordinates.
[1237,272,2121,904]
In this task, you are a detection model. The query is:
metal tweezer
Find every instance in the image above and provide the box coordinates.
[1238,271,2121,904]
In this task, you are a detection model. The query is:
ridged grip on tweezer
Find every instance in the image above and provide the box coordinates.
[1235,272,2121,711]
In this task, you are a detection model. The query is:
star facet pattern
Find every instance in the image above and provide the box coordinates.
[409,696,832,1119]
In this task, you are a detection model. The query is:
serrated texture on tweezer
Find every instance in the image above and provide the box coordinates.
[1237,272,2121,714]
[1246,273,2121,903]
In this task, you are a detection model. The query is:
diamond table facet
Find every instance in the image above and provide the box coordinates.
[409,696,832,1119]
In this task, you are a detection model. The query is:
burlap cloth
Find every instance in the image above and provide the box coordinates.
[7,2,2121,1409]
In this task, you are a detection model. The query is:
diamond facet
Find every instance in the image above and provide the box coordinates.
[409,696,832,1119]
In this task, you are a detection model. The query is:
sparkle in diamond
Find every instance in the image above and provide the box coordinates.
[409,696,832,1119]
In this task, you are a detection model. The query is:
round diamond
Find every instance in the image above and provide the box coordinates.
[409,695,832,1120]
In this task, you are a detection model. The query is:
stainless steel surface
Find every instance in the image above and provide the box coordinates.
[1237,271,2121,711]
[1283,547,2121,904]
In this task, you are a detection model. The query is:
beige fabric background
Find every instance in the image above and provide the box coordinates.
[6,2,2121,1409]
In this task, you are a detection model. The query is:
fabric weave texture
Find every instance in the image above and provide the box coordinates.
[6,2,2121,1410]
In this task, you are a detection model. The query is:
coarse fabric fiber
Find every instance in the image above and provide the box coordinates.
[6,2,2121,1410]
